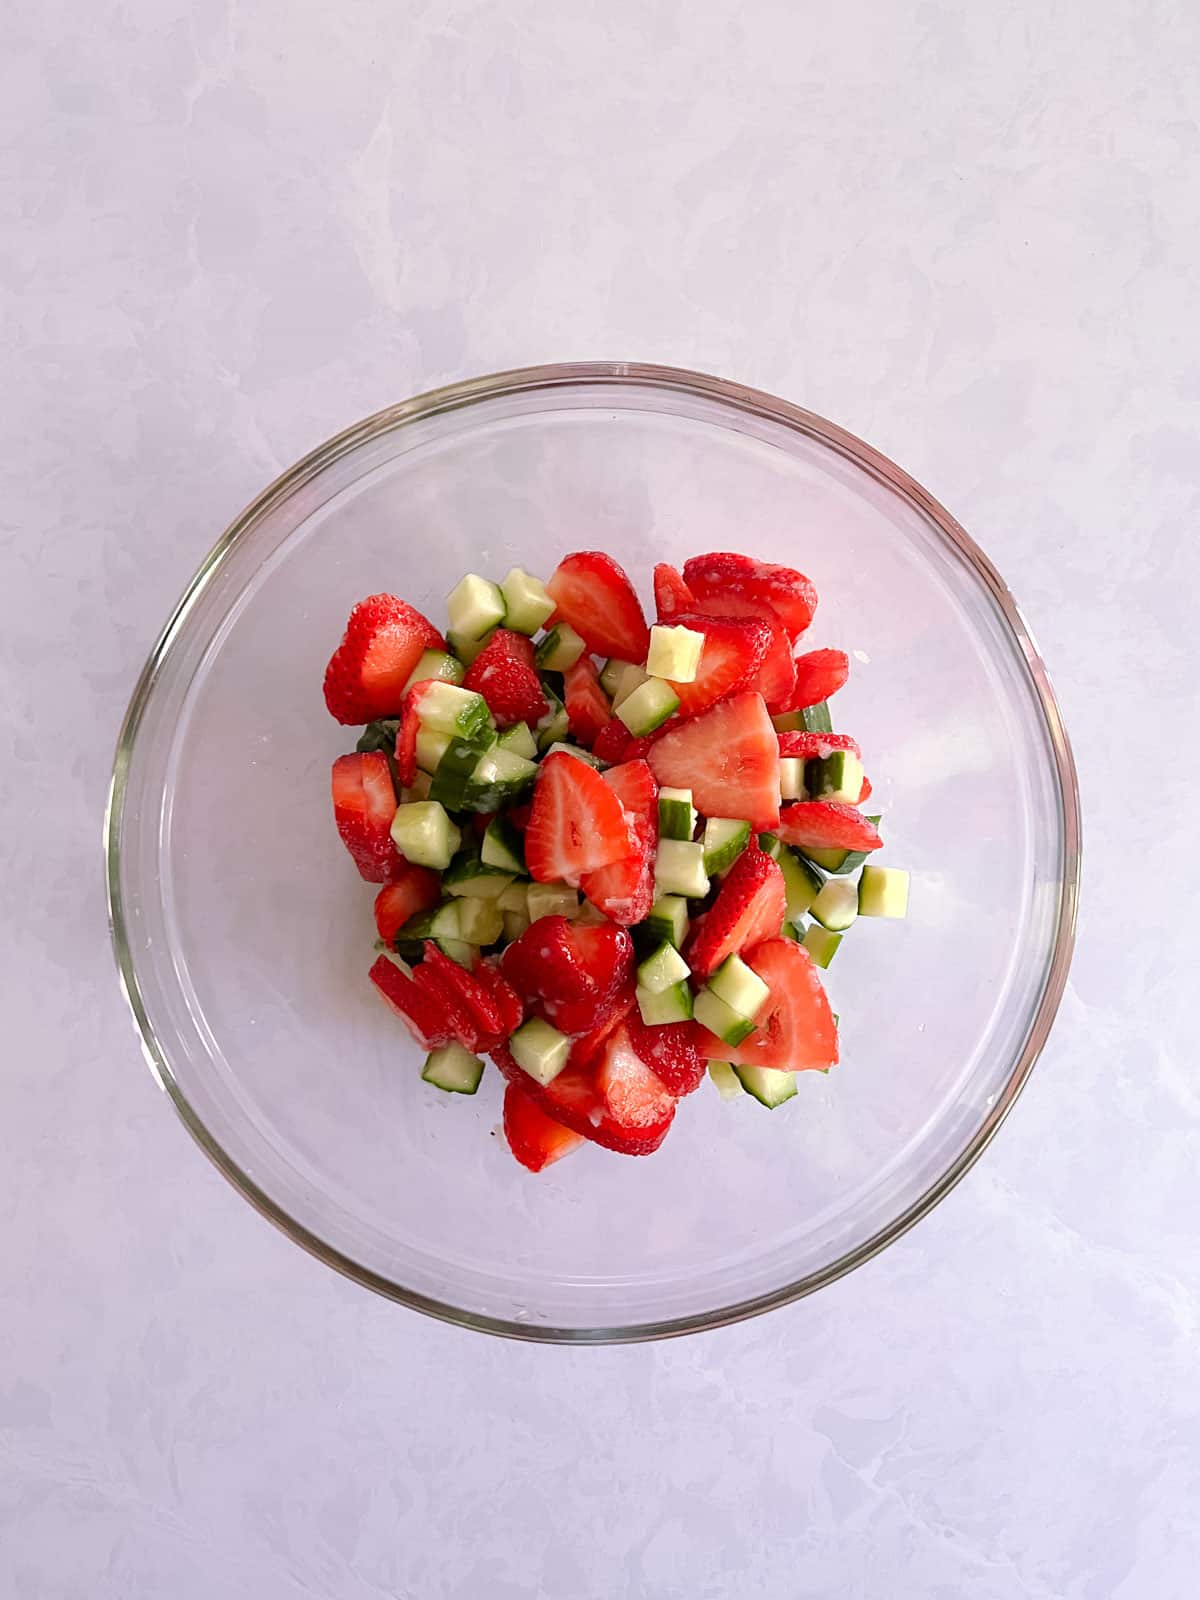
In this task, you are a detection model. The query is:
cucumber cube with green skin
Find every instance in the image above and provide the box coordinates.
[707,1060,745,1100]
[654,838,709,899]
[526,882,580,922]
[415,725,452,774]
[643,895,690,950]
[443,850,515,901]
[429,730,498,809]
[496,721,538,760]
[416,682,493,741]
[403,649,465,696]
[777,847,823,922]
[757,832,783,860]
[447,627,493,668]
[694,988,757,1046]
[810,877,859,932]
[646,624,705,683]
[509,1017,571,1086]
[535,687,570,751]
[609,662,649,711]
[434,937,479,968]
[801,817,882,876]
[500,568,555,635]
[481,815,526,875]
[801,700,833,734]
[389,801,461,870]
[772,710,807,734]
[782,918,806,942]
[637,940,691,995]
[658,787,697,842]
[806,750,865,805]
[732,1063,798,1108]
[397,901,463,944]
[447,573,506,640]
[422,1043,485,1094]
[802,922,842,968]
[542,741,603,768]
[535,624,587,672]
[616,676,679,735]
[455,898,504,946]
[779,757,807,801]
[702,817,751,876]
[599,658,633,698]
[707,953,770,1021]
[462,747,539,813]
[636,981,694,1026]
[858,865,910,919]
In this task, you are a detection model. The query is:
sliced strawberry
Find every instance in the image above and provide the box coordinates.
[786,648,850,709]
[324,594,444,724]
[653,562,696,620]
[474,957,525,1036]
[592,717,633,765]
[500,916,635,1035]
[684,841,787,978]
[648,692,781,832]
[683,553,818,640]
[694,938,838,1072]
[664,611,771,716]
[546,551,650,661]
[670,592,795,709]
[524,750,635,885]
[776,801,882,853]
[462,629,546,728]
[563,656,612,748]
[331,751,404,882]
[420,942,507,1047]
[373,865,442,945]
[569,983,637,1069]
[627,1014,707,1096]
[412,952,487,1051]
[857,774,873,805]
[580,759,658,926]
[394,696,421,788]
[368,954,451,1049]
[503,1082,586,1172]
[777,730,861,760]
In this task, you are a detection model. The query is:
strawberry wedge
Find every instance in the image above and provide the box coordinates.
[683,552,818,640]
[685,842,787,979]
[580,759,658,926]
[648,692,781,832]
[547,551,651,662]
[776,801,882,853]
[332,751,404,882]
[665,611,771,716]
[694,938,839,1073]
[524,750,634,885]
[787,648,850,710]
[324,594,444,724]
[503,1083,586,1172]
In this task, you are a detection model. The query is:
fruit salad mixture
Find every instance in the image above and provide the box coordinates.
[325,551,909,1172]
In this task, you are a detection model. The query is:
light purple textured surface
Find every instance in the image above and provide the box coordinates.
[2,2,1198,1596]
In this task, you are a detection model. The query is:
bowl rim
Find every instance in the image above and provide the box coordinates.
[105,359,1082,1343]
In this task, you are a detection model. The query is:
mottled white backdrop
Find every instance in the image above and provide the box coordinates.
[3,2,1198,1596]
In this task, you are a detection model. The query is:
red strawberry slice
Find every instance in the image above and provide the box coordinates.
[503,1082,585,1172]
[580,759,658,926]
[500,916,635,1035]
[462,629,546,728]
[412,950,489,1052]
[373,864,442,945]
[493,1035,674,1157]
[546,551,651,661]
[683,553,818,640]
[684,841,787,978]
[857,774,873,804]
[786,648,850,710]
[777,730,861,759]
[694,938,838,1073]
[648,692,781,832]
[331,751,404,882]
[569,983,637,1069]
[324,594,444,724]
[474,958,525,1037]
[563,656,612,748]
[592,717,633,765]
[627,1014,707,1096]
[776,801,882,853]
[420,942,507,1047]
[524,750,635,885]
[665,611,771,716]
[394,698,420,788]
[653,562,696,620]
[368,954,451,1049]
[671,592,795,709]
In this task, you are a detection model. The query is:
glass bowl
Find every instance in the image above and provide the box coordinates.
[106,362,1080,1343]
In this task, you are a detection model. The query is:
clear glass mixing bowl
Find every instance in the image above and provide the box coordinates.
[106,362,1080,1342]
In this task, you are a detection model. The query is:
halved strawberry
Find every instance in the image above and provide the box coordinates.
[786,648,850,709]
[499,916,635,1035]
[653,562,695,620]
[776,801,882,853]
[373,865,442,945]
[324,594,444,724]
[462,629,546,728]
[648,692,781,832]
[592,717,633,765]
[563,656,612,748]
[671,592,796,710]
[694,938,838,1073]
[684,841,787,978]
[412,951,488,1052]
[580,759,658,926]
[665,611,771,716]
[627,1014,707,1096]
[368,954,450,1049]
[474,958,525,1037]
[493,1033,674,1156]
[503,1082,586,1172]
[777,730,861,759]
[524,750,635,885]
[546,551,651,661]
[683,553,818,640]
[332,751,404,882]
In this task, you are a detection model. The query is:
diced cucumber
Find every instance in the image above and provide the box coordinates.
[403,649,464,695]
[416,682,493,741]
[772,710,807,734]
[616,676,679,735]
[609,662,649,711]
[447,573,506,640]
[599,657,632,698]
[644,895,690,950]
[858,865,910,919]
[390,801,461,870]
[707,1060,745,1100]
[801,700,833,734]
[535,687,570,751]
[498,881,529,914]
[500,567,555,635]
[543,741,603,769]
[702,817,751,876]
[402,901,463,942]
[779,757,807,801]
[654,839,710,899]
[429,730,497,809]
[707,953,770,1021]
[502,908,531,943]
[658,786,696,842]
[356,718,400,755]
[800,816,882,876]
[636,981,694,1026]
[415,725,452,774]
[447,627,492,668]
[758,832,783,859]
[434,937,479,968]
[421,1042,485,1094]
[778,847,824,921]
[401,770,432,803]
[637,940,691,995]
[807,750,865,805]
[802,923,842,968]
[443,849,515,901]
[481,815,526,875]
[646,623,704,684]
[782,918,806,942]
[732,1063,798,1109]
[526,882,580,922]
[535,624,586,672]
[496,722,538,761]
[810,877,859,932]
[462,747,539,813]
[509,1017,571,1086]
[694,988,757,1046]
[455,898,503,946]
